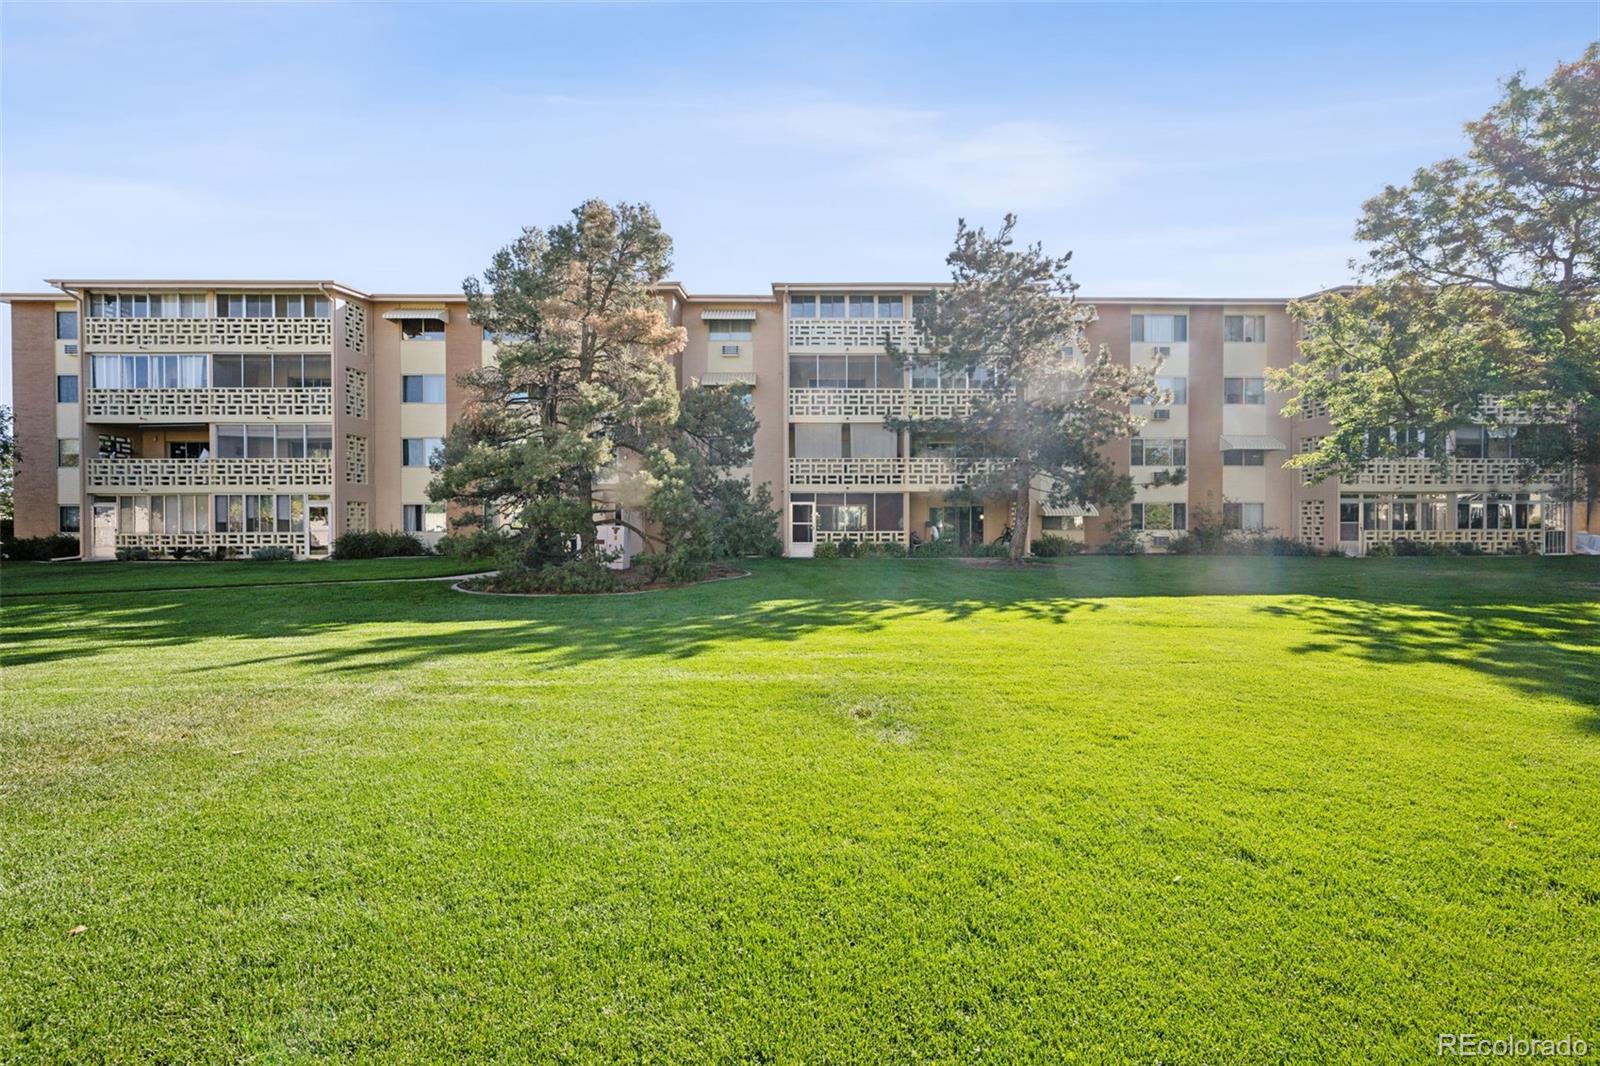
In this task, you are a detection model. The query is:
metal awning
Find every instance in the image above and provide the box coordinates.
[1220,435,1287,450]
[1040,501,1099,518]
[699,372,756,386]
[700,310,757,321]
[382,308,450,322]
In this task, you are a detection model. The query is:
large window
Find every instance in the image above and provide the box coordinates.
[56,310,78,339]
[400,318,446,341]
[57,375,78,403]
[59,506,80,534]
[403,504,447,533]
[1130,437,1187,466]
[1224,377,1266,404]
[847,295,875,319]
[216,293,329,319]
[402,375,446,403]
[121,494,212,534]
[1223,502,1265,531]
[909,361,994,390]
[818,295,846,319]
[1222,449,1266,466]
[789,352,902,389]
[91,354,209,389]
[211,353,331,389]
[1456,492,1544,530]
[708,319,753,342]
[1451,426,1523,459]
[215,424,332,460]
[789,295,817,319]
[402,438,444,467]
[1130,502,1186,531]
[57,438,80,467]
[213,494,306,534]
[87,293,208,318]
[1131,313,1188,343]
[1224,315,1266,343]
[878,295,904,319]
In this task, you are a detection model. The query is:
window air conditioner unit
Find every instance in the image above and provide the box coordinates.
[1153,345,1172,358]
[721,344,740,356]
[64,344,79,356]
[1151,409,1171,421]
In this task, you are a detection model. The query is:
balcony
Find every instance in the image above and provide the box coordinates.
[788,457,1006,490]
[1360,527,1567,556]
[1338,457,1563,490]
[788,318,926,353]
[83,317,332,352]
[85,388,333,421]
[788,387,996,421]
[116,531,327,557]
[86,457,333,490]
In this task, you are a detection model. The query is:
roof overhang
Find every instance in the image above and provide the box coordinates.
[382,307,450,323]
[1220,435,1288,450]
[1040,502,1099,518]
[700,310,758,321]
[698,372,756,386]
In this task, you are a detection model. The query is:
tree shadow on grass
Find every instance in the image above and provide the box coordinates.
[1254,596,1600,726]
[4,558,1597,718]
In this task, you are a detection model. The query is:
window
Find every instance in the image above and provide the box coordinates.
[401,318,446,341]
[708,320,753,341]
[878,295,904,319]
[1131,313,1188,343]
[912,294,932,319]
[57,438,80,468]
[59,506,80,534]
[212,494,302,534]
[91,354,209,389]
[1222,449,1266,466]
[847,295,875,318]
[57,375,78,403]
[1224,315,1266,343]
[1224,377,1266,404]
[1130,503,1186,531]
[402,375,446,403]
[1339,499,1360,542]
[402,438,444,467]
[1139,375,1188,405]
[216,424,328,460]
[789,295,817,319]
[1223,502,1265,531]
[56,310,78,339]
[1130,438,1187,466]
[403,503,447,533]
[215,293,325,319]
[818,295,846,319]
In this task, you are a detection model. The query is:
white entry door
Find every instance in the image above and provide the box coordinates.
[789,502,815,558]
[91,500,117,559]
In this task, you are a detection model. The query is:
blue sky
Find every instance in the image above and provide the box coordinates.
[1,3,1595,400]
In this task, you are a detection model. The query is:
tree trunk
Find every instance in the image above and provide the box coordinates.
[1009,474,1031,563]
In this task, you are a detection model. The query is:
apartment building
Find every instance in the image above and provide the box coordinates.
[4,279,1583,561]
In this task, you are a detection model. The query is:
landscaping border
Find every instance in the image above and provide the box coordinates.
[451,567,752,598]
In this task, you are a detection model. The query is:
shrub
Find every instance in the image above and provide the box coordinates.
[489,558,618,594]
[114,546,152,562]
[436,530,512,564]
[1030,535,1085,558]
[966,541,1012,558]
[1098,526,1145,555]
[857,540,907,559]
[4,534,80,561]
[333,529,429,560]
[1452,541,1483,556]
[813,541,840,560]
[250,546,294,562]
[1364,541,1395,558]
[835,537,858,559]
[911,536,957,557]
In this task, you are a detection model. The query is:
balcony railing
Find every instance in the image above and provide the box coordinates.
[816,529,905,544]
[787,387,999,420]
[86,457,333,489]
[788,457,1006,489]
[115,531,328,556]
[788,318,926,353]
[1338,457,1563,490]
[83,317,332,351]
[85,387,333,420]
[1359,527,1564,555]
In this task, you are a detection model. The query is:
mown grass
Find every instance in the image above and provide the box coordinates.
[2,556,1597,1062]
[1,555,480,596]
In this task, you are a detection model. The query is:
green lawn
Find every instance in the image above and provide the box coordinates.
[2,556,1597,1062]
[1,555,481,597]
